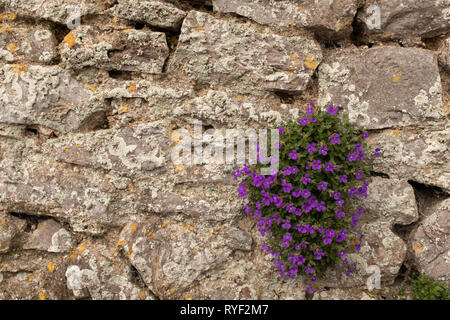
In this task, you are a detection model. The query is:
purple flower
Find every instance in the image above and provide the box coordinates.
[339,175,347,183]
[289,149,299,161]
[244,205,251,215]
[281,179,293,193]
[332,190,341,200]
[292,189,302,198]
[362,132,368,139]
[338,249,346,258]
[314,249,325,260]
[306,105,314,114]
[302,174,311,185]
[301,189,311,199]
[324,162,334,172]
[350,214,359,227]
[281,219,291,229]
[238,182,247,198]
[327,104,339,115]
[272,195,283,207]
[336,199,344,207]
[374,148,381,157]
[316,201,326,212]
[335,209,345,219]
[304,266,314,274]
[307,143,317,153]
[299,117,309,126]
[318,145,328,156]
[336,229,347,242]
[347,153,357,162]
[355,170,363,179]
[277,126,284,134]
[312,159,321,170]
[330,133,340,144]
[309,118,317,123]
[297,255,306,265]
[306,286,315,294]
[318,181,328,191]
[294,243,302,251]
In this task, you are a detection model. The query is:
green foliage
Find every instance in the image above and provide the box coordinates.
[412,275,450,300]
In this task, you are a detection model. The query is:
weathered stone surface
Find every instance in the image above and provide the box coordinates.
[24,219,74,253]
[111,0,187,31]
[0,25,57,64]
[0,64,106,133]
[119,217,252,299]
[356,0,450,41]
[61,26,169,73]
[411,198,450,284]
[313,288,375,300]
[0,0,103,24]
[0,212,26,253]
[170,11,322,94]
[46,122,169,175]
[368,127,450,192]
[320,177,419,288]
[213,0,357,38]
[0,161,116,234]
[318,47,445,130]
[438,37,450,72]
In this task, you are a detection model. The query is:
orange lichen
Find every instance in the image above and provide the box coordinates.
[7,43,19,53]
[131,223,137,232]
[304,55,319,70]
[127,83,136,91]
[175,164,184,173]
[298,6,303,11]
[413,242,424,255]
[393,69,402,83]
[423,167,431,174]
[63,31,77,48]
[11,64,26,75]
[162,222,168,228]
[84,83,96,91]
[192,248,199,254]
[128,244,133,257]
[393,129,401,137]
[39,292,47,300]
[139,290,147,299]
[47,261,55,273]
[147,232,154,239]
[117,240,126,246]
[194,24,203,31]
[1,218,6,225]
[290,54,298,61]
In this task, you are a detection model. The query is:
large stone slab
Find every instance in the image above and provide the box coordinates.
[169,11,322,94]
[61,26,169,73]
[45,122,169,175]
[439,37,450,72]
[318,47,445,130]
[213,0,357,38]
[368,127,450,192]
[24,219,74,253]
[0,64,106,133]
[0,212,26,253]
[111,0,187,31]
[0,24,58,64]
[356,0,450,41]
[119,217,253,299]
[411,198,450,284]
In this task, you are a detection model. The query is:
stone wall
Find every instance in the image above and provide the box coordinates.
[0,0,449,300]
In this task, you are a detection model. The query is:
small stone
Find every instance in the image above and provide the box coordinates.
[438,37,450,72]
[24,219,74,253]
[0,212,26,253]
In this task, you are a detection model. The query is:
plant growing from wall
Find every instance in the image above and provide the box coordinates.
[233,101,381,293]
[412,274,450,300]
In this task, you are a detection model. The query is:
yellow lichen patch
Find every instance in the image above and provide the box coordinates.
[423,167,431,174]
[147,232,154,239]
[47,261,55,273]
[413,242,424,255]
[192,248,199,254]
[393,69,402,83]
[11,64,26,75]
[304,55,319,70]
[285,67,295,73]
[39,292,47,300]
[27,273,34,282]
[205,230,212,236]
[69,242,86,259]
[6,43,19,53]
[237,95,243,101]
[141,228,147,234]
[63,31,77,48]
[0,27,12,33]
[175,164,184,173]
[162,222,168,228]
[290,53,299,61]
[123,28,132,33]
[1,217,6,225]
[393,129,401,137]
[288,21,295,26]
[186,297,193,300]
[117,240,126,246]
[7,13,16,21]
[127,83,136,91]
[119,104,128,114]
[188,225,194,231]
[139,290,148,299]
[194,24,203,32]
[128,244,133,257]
[83,83,96,91]
[182,222,189,229]
[131,223,137,232]
[113,17,118,24]
[298,6,303,11]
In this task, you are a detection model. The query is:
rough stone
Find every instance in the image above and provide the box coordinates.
[213,0,357,38]
[313,288,375,300]
[356,0,450,41]
[61,26,169,73]
[368,127,450,193]
[24,219,74,253]
[118,217,252,299]
[411,198,450,284]
[438,37,450,72]
[0,64,106,133]
[111,0,187,31]
[0,212,26,253]
[0,25,58,64]
[318,47,446,130]
[170,11,322,94]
